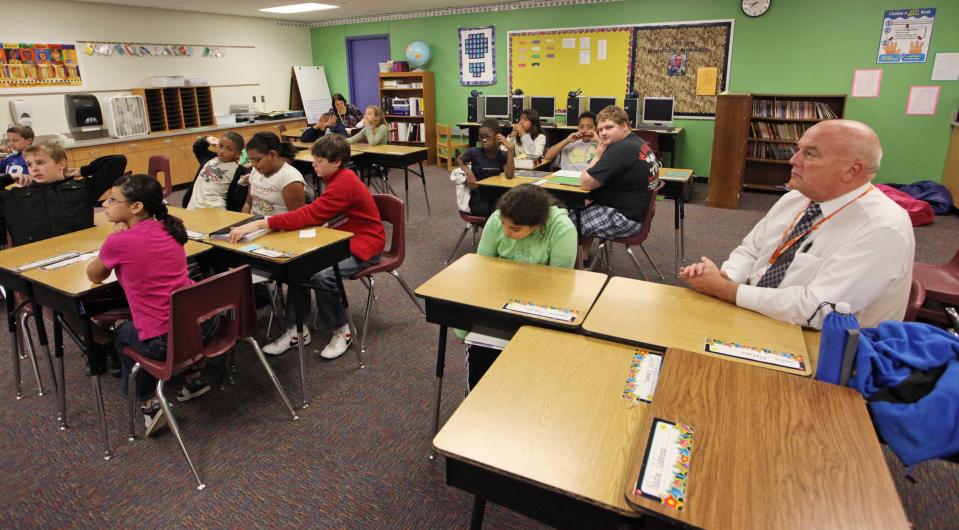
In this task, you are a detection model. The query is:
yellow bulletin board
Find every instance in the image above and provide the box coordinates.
[509,28,633,114]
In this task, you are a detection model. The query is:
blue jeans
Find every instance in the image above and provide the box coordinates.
[284,255,379,331]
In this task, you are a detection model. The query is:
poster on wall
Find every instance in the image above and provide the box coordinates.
[459,26,495,86]
[877,8,936,64]
[0,43,82,88]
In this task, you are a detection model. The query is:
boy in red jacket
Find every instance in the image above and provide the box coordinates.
[230,134,386,359]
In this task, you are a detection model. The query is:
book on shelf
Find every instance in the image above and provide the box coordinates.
[750,121,810,140]
[752,99,837,120]
[390,122,426,143]
[747,141,798,160]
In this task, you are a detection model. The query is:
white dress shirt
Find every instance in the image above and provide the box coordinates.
[722,183,915,328]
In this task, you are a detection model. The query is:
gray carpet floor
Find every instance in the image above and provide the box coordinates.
[1,165,957,529]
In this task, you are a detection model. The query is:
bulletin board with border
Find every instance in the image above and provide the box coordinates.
[632,21,733,118]
[508,28,633,113]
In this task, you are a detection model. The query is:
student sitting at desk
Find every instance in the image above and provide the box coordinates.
[228,134,386,360]
[243,132,305,216]
[0,143,126,374]
[679,119,914,328]
[452,118,514,217]
[543,111,598,171]
[0,125,34,177]
[457,184,577,388]
[509,108,546,160]
[572,106,659,259]
[88,174,217,435]
[347,105,389,146]
[300,112,347,143]
[183,132,250,211]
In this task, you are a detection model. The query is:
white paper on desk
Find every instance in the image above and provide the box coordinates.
[464,327,511,351]
[579,50,590,65]
[552,169,581,179]
[851,69,882,98]
[514,158,535,169]
[931,52,959,81]
[532,179,548,186]
[562,38,575,49]
[597,40,607,61]
[906,85,940,115]
[299,229,316,238]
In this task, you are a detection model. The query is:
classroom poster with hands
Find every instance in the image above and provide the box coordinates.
[876,8,936,64]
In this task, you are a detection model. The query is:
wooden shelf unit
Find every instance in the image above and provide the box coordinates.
[378,71,436,163]
[708,93,846,209]
[132,87,216,133]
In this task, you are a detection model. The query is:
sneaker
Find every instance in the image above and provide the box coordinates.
[320,327,352,360]
[177,377,211,402]
[263,327,311,356]
[142,401,167,437]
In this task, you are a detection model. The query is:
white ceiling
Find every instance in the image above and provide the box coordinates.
[69,0,513,23]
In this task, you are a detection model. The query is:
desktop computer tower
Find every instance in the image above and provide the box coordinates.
[467,96,479,122]
[566,97,586,121]
[623,97,641,126]
[511,95,528,122]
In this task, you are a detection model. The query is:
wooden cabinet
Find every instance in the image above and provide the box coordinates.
[707,92,846,208]
[379,71,436,163]
[131,87,215,133]
[64,119,307,188]
[943,123,959,204]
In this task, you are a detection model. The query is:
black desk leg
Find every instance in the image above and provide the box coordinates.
[673,194,681,277]
[289,282,309,409]
[429,324,448,459]
[419,161,431,216]
[680,185,687,265]
[84,319,112,460]
[7,293,22,399]
[331,263,363,369]
[404,166,411,222]
[471,496,487,530]
[51,310,67,430]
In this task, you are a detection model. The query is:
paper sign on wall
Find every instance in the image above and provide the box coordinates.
[579,50,590,65]
[695,67,718,96]
[851,69,883,98]
[597,40,607,61]
[877,8,936,64]
[931,52,959,81]
[906,86,940,115]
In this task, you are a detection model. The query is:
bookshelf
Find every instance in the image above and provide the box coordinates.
[131,87,215,133]
[378,71,436,163]
[707,93,846,209]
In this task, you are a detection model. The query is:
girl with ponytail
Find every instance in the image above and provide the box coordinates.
[87,174,212,435]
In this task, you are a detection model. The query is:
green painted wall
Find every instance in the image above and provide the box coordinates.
[311,0,959,183]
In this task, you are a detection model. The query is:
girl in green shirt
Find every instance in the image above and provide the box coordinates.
[463,184,578,389]
[347,105,389,145]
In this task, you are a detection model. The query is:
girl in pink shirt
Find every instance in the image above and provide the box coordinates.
[87,174,213,436]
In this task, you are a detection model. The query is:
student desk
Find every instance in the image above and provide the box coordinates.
[291,140,313,151]
[171,206,251,234]
[8,218,210,459]
[477,173,590,234]
[658,167,692,274]
[352,144,430,221]
[414,253,608,448]
[624,347,909,530]
[456,122,684,166]
[280,127,306,140]
[203,226,355,408]
[583,277,814,376]
[433,326,645,528]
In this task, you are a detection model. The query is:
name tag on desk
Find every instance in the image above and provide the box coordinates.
[704,338,806,371]
[503,300,577,322]
[636,419,695,511]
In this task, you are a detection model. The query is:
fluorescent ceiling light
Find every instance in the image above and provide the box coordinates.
[260,3,338,13]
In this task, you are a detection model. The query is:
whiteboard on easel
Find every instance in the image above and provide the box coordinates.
[292,66,332,125]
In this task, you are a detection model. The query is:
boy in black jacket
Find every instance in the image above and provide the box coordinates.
[0,143,126,245]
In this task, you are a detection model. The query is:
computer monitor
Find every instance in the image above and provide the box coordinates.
[642,97,675,127]
[588,96,616,115]
[529,96,555,121]
[482,95,510,119]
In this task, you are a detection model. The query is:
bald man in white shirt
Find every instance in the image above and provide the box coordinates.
[680,119,915,328]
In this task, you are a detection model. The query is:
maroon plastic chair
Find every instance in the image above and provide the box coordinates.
[588,179,666,281]
[905,278,926,322]
[124,265,298,489]
[445,211,487,265]
[147,155,173,198]
[914,249,959,323]
[635,130,660,160]
[349,194,424,356]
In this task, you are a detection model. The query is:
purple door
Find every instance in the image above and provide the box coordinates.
[347,34,390,112]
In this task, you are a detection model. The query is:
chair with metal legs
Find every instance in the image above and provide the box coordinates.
[123,265,298,489]
[588,179,666,280]
[445,211,487,265]
[349,194,424,356]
